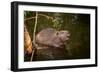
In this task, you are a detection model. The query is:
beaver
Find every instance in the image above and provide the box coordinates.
[36,28,70,48]
[33,28,70,61]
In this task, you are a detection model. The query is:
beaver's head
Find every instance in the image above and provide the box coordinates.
[57,30,70,42]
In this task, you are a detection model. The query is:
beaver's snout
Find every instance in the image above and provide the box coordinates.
[57,30,70,42]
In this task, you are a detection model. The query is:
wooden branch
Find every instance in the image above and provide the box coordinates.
[38,14,53,20]
[24,17,36,21]
[30,12,38,61]
[25,13,53,61]
[24,14,53,21]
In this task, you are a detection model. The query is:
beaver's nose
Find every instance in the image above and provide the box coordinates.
[63,31,70,37]
[67,32,70,37]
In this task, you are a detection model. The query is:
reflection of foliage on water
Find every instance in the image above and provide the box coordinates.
[24,11,90,60]
[71,14,79,25]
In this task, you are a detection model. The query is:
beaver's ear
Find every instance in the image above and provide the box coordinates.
[55,31,59,35]
[56,32,59,35]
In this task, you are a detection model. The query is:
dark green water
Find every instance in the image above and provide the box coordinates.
[24,11,90,61]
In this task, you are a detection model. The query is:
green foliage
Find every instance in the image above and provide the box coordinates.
[52,13,63,30]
